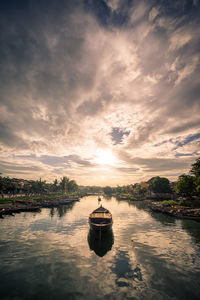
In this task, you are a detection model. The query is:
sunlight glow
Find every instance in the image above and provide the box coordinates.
[94,149,116,166]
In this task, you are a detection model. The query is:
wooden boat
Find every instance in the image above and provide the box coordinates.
[89,205,113,232]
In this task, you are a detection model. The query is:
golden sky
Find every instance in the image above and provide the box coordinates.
[0,0,199,185]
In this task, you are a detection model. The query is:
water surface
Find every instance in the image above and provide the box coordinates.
[0,196,200,300]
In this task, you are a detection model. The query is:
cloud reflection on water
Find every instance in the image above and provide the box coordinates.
[0,196,200,299]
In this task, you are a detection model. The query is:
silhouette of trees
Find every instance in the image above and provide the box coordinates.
[174,174,196,197]
[149,177,171,194]
[190,158,200,193]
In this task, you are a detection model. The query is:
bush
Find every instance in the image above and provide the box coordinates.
[162,200,178,206]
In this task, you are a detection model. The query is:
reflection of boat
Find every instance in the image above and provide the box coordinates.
[88,229,114,257]
[89,205,113,232]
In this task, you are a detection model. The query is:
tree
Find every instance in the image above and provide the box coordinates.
[190,157,200,177]
[149,177,171,194]
[190,157,200,193]
[0,176,5,193]
[134,185,146,198]
[52,179,59,192]
[103,186,113,195]
[174,174,196,197]
[31,178,47,194]
[0,176,16,194]
[22,183,31,195]
[115,185,122,194]
[67,180,78,192]
[60,177,70,194]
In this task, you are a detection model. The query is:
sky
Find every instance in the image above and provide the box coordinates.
[0,0,200,186]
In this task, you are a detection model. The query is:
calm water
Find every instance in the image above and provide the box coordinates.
[0,196,200,300]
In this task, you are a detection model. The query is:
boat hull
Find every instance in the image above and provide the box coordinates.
[89,219,113,232]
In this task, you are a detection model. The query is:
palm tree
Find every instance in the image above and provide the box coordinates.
[60,177,70,194]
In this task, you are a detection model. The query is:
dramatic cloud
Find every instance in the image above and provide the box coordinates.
[0,0,199,185]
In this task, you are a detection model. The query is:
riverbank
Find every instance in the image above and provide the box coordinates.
[149,201,200,221]
[116,193,145,201]
[0,194,80,217]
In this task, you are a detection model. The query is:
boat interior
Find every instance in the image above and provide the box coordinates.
[90,217,111,224]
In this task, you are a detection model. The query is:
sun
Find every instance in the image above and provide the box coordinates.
[94,149,116,166]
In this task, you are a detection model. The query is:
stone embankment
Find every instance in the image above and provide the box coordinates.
[149,202,200,221]
[0,196,80,218]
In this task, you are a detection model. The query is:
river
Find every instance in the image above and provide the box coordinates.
[0,196,200,300]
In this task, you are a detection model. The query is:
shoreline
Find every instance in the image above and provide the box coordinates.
[149,201,200,221]
[0,196,80,217]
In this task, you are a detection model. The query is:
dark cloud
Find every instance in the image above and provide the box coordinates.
[175,152,199,157]
[117,152,194,173]
[0,0,199,183]
[113,166,139,173]
[0,160,42,176]
[125,121,160,149]
[0,122,28,149]
[166,119,200,134]
[76,99,104,116]
[84,0,133,27]
[0,0,98,148]
[84,0,111,26]
[15,154,93,168]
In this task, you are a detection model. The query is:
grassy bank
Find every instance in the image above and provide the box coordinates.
[0,192,81,205]
[161,198,200,208]
[116,193,145,200]
[0,192,81,217]
[149,198,200,220]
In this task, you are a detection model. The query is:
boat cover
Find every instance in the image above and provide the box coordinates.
[92,205,110,214]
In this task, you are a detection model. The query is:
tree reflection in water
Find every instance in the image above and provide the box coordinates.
[50,203,75,219]
[150,211,176,225]
[181,219,200,244]
[103,195,112,201]
[88,229,114,257]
